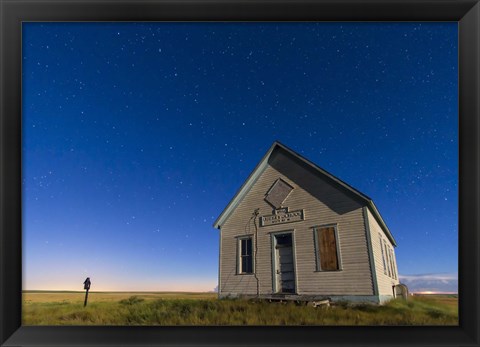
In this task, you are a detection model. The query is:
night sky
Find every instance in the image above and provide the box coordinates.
[22,22,458,293]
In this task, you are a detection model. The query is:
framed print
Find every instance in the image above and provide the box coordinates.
[1,0,479,346]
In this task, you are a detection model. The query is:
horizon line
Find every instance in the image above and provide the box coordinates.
[23,290,217,293]
[23,290,457,295]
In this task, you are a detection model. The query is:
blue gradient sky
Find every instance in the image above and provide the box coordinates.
[22,22,458,292]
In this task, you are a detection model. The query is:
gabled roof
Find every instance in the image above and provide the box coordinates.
[213,141,396,247]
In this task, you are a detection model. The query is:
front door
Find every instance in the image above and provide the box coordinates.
[274,233,295,293]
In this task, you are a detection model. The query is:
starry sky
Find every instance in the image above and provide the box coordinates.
[22,22,458,293]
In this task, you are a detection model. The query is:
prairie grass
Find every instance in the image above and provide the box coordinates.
[22,292,458,326]
[23,291,216,303]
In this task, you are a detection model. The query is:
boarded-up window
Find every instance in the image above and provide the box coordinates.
[265,178,294,208]
[316,226,340,271]
[239,237,253,274]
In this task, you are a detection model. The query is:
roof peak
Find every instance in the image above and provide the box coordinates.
[213,141,396,246]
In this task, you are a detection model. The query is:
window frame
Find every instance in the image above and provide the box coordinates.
[313,224,342,272]
[389,246,397,280]
[379,233,388,275]
[236,235,254,275]
[383,239,392,278]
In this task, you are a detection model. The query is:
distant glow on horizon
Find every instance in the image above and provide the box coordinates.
[412,291,458,295]
[22,22,457,293]
[23,278,217,292]
[399,273,458,293]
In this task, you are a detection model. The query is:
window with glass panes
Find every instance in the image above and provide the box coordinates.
[238,237,253,274]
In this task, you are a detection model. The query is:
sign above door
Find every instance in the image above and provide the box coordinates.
[259,207,305,227]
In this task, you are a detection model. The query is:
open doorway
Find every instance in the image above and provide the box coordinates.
[272,232,296,294]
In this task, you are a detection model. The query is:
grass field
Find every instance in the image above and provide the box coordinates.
[22,291,458,326]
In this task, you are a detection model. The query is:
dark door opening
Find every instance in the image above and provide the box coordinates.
[274,233,295,293]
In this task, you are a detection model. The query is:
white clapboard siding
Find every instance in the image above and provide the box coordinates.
[220,149,374,296]
[366,209,400,296]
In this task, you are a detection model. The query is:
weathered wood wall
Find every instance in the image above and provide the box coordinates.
[219,149,375,296]
[366,209,400,296]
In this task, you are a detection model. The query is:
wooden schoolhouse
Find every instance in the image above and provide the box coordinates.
[214,141,402,304]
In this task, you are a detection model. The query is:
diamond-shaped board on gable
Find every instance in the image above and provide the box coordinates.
[265,178,294,208]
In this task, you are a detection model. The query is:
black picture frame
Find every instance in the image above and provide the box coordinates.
[1,1,479,346]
